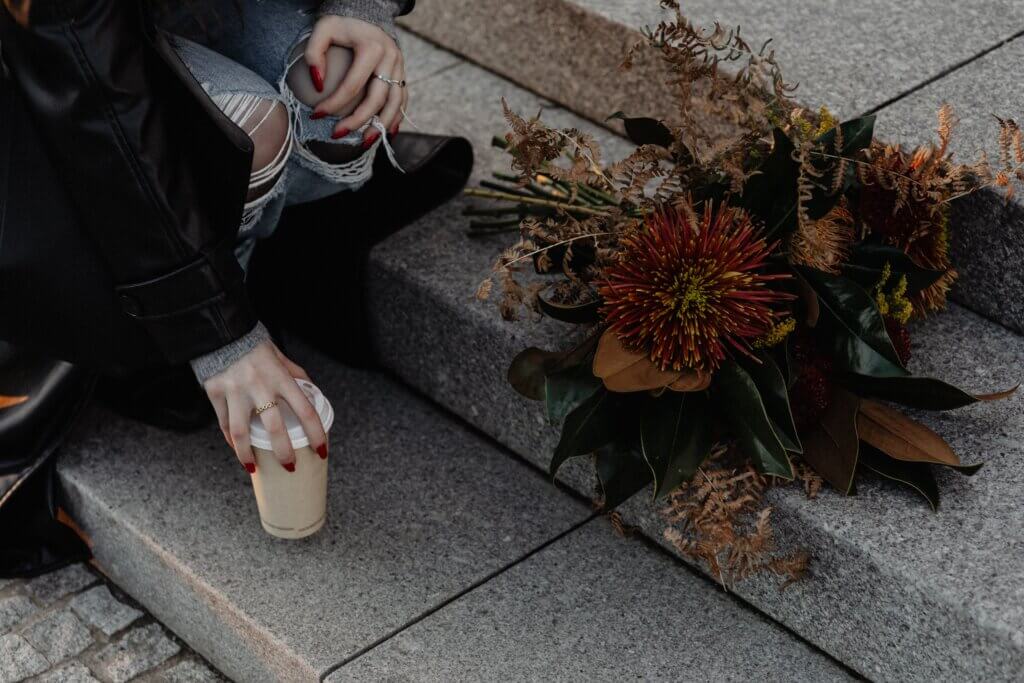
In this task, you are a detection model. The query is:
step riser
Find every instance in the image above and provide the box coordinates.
[367,200,1024,682]
[60,477,305,683]
[402,1,1024,335]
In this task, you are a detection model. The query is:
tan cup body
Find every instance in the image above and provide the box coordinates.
[251,444,328,539]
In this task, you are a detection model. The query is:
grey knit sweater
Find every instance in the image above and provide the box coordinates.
[190,0,413,384]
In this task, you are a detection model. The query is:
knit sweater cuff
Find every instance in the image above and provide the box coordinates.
[317,0,409,41]
[190,322,272,385]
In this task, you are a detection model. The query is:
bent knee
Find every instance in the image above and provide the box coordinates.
[248,100,291,174]
[285,39,359,117]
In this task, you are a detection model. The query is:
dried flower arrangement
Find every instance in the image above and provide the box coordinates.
[469,0,1020,585]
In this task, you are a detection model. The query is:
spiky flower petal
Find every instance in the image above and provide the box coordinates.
[598,202,792,373]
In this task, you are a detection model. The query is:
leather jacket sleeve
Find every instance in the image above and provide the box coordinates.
[0,1,259,365]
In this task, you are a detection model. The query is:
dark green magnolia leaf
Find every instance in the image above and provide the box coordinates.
[606,112,675,148]
[710,361,793,479]
[738,351,802,454]
[800,388,861,494]
[550,388,620,478]
[741,128,799,239]
[799,266,907,377]
[545,361,602,424]
[536,294,602,324]
[595,445,653,511]
[859,445,940,511]
[807,116,875,218]
[843,374,1018,411]
[842,244,945,295]
[639,392,714,500]
[507,335,600,401]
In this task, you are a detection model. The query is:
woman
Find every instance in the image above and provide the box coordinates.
[0,0,470,573]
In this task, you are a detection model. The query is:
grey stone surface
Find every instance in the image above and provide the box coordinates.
[365,51,1024,680]
[70,586,143,637]
[35,662,101,683]
[873,37,1024,334]
[403,0,1024,126]
[91,623,181,683]
[155,658,224,682]
[329,521,850,681]
[0,634,48,683]
[397,27,461,86]
[25,565,97,606]
[57,364,589,682]
[0,596,35,633]
[21,609,93,666]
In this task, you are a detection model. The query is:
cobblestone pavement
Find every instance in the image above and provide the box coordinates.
[0,564,227,683]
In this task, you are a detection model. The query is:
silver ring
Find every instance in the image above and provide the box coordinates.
[374,73,406,88]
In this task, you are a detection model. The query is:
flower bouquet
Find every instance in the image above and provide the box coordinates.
[468,2,1019,581]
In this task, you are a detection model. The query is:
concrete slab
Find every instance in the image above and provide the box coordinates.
[327,522,851,682]
[57,360,589,682]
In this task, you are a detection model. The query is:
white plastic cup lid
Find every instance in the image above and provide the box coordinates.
[249,379,334,451]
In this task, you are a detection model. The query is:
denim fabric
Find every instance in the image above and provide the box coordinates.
[163,1,375,269]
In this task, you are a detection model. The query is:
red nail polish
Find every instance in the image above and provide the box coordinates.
[331,128,351,140]
[310,65,324,93]
[362,133,379,150]
[310,110,327,120]
[244,462,256,474]
[316,444,328,460]
[283,461,296,473]
[390,124,400,136]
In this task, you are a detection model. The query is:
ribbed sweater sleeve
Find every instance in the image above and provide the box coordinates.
[317,0,415,41]
[190,322,271,384]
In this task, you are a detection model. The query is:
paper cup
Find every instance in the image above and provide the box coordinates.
[248,379,334,539]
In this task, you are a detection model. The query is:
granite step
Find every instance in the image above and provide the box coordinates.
[365,41,1024,682]
[54,342,847,682]
[400,0,1024,334]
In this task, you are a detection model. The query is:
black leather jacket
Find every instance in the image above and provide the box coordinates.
[0,1,260,369]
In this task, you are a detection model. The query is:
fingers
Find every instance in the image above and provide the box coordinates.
[255,390,296,470]
[315,39,383,118]
[209,389,231,447]
[304,23,333,94]
[335,50,396,137]
[377,61,406,133]
[227,392,256,474]
[279,378,328,460]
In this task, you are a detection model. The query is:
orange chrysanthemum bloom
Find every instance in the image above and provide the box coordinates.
[598,202,793,373]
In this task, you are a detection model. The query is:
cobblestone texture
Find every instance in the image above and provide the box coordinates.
[0,564,226,682]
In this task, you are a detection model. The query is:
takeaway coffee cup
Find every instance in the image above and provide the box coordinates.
[248,379,334,540]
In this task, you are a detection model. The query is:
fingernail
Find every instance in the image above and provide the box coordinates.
[283,461,296,473]
[362,133,379,150]
[316,444,328,460]
[310,110,327,120]
[244,462,256,474]
[331,127,351,140]
[390,123,400,136]
[309,65,324,92]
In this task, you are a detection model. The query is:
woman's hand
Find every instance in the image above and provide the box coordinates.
[203,340,328,473]
[305,15,407,144]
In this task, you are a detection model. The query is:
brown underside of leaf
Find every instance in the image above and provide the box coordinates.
[0,395,28,410]
[593,330,709,393]
[857,399,958,466]
[976,384,1020,402]
[799,388,860,493]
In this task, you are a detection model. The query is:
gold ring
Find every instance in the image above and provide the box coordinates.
[255,401,278,415]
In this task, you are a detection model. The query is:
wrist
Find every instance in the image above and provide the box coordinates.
[190,322,272,385]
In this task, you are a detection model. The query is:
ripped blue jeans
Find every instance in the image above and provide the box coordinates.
[162,1,399,268]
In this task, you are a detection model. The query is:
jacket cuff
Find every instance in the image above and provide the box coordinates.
[190,322,272,385]
[317,0,412,41]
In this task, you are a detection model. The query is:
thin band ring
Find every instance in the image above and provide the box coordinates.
[255,400,278,415]
[374,73,406,88]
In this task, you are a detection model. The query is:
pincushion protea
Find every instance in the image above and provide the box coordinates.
[598,202,792,373]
